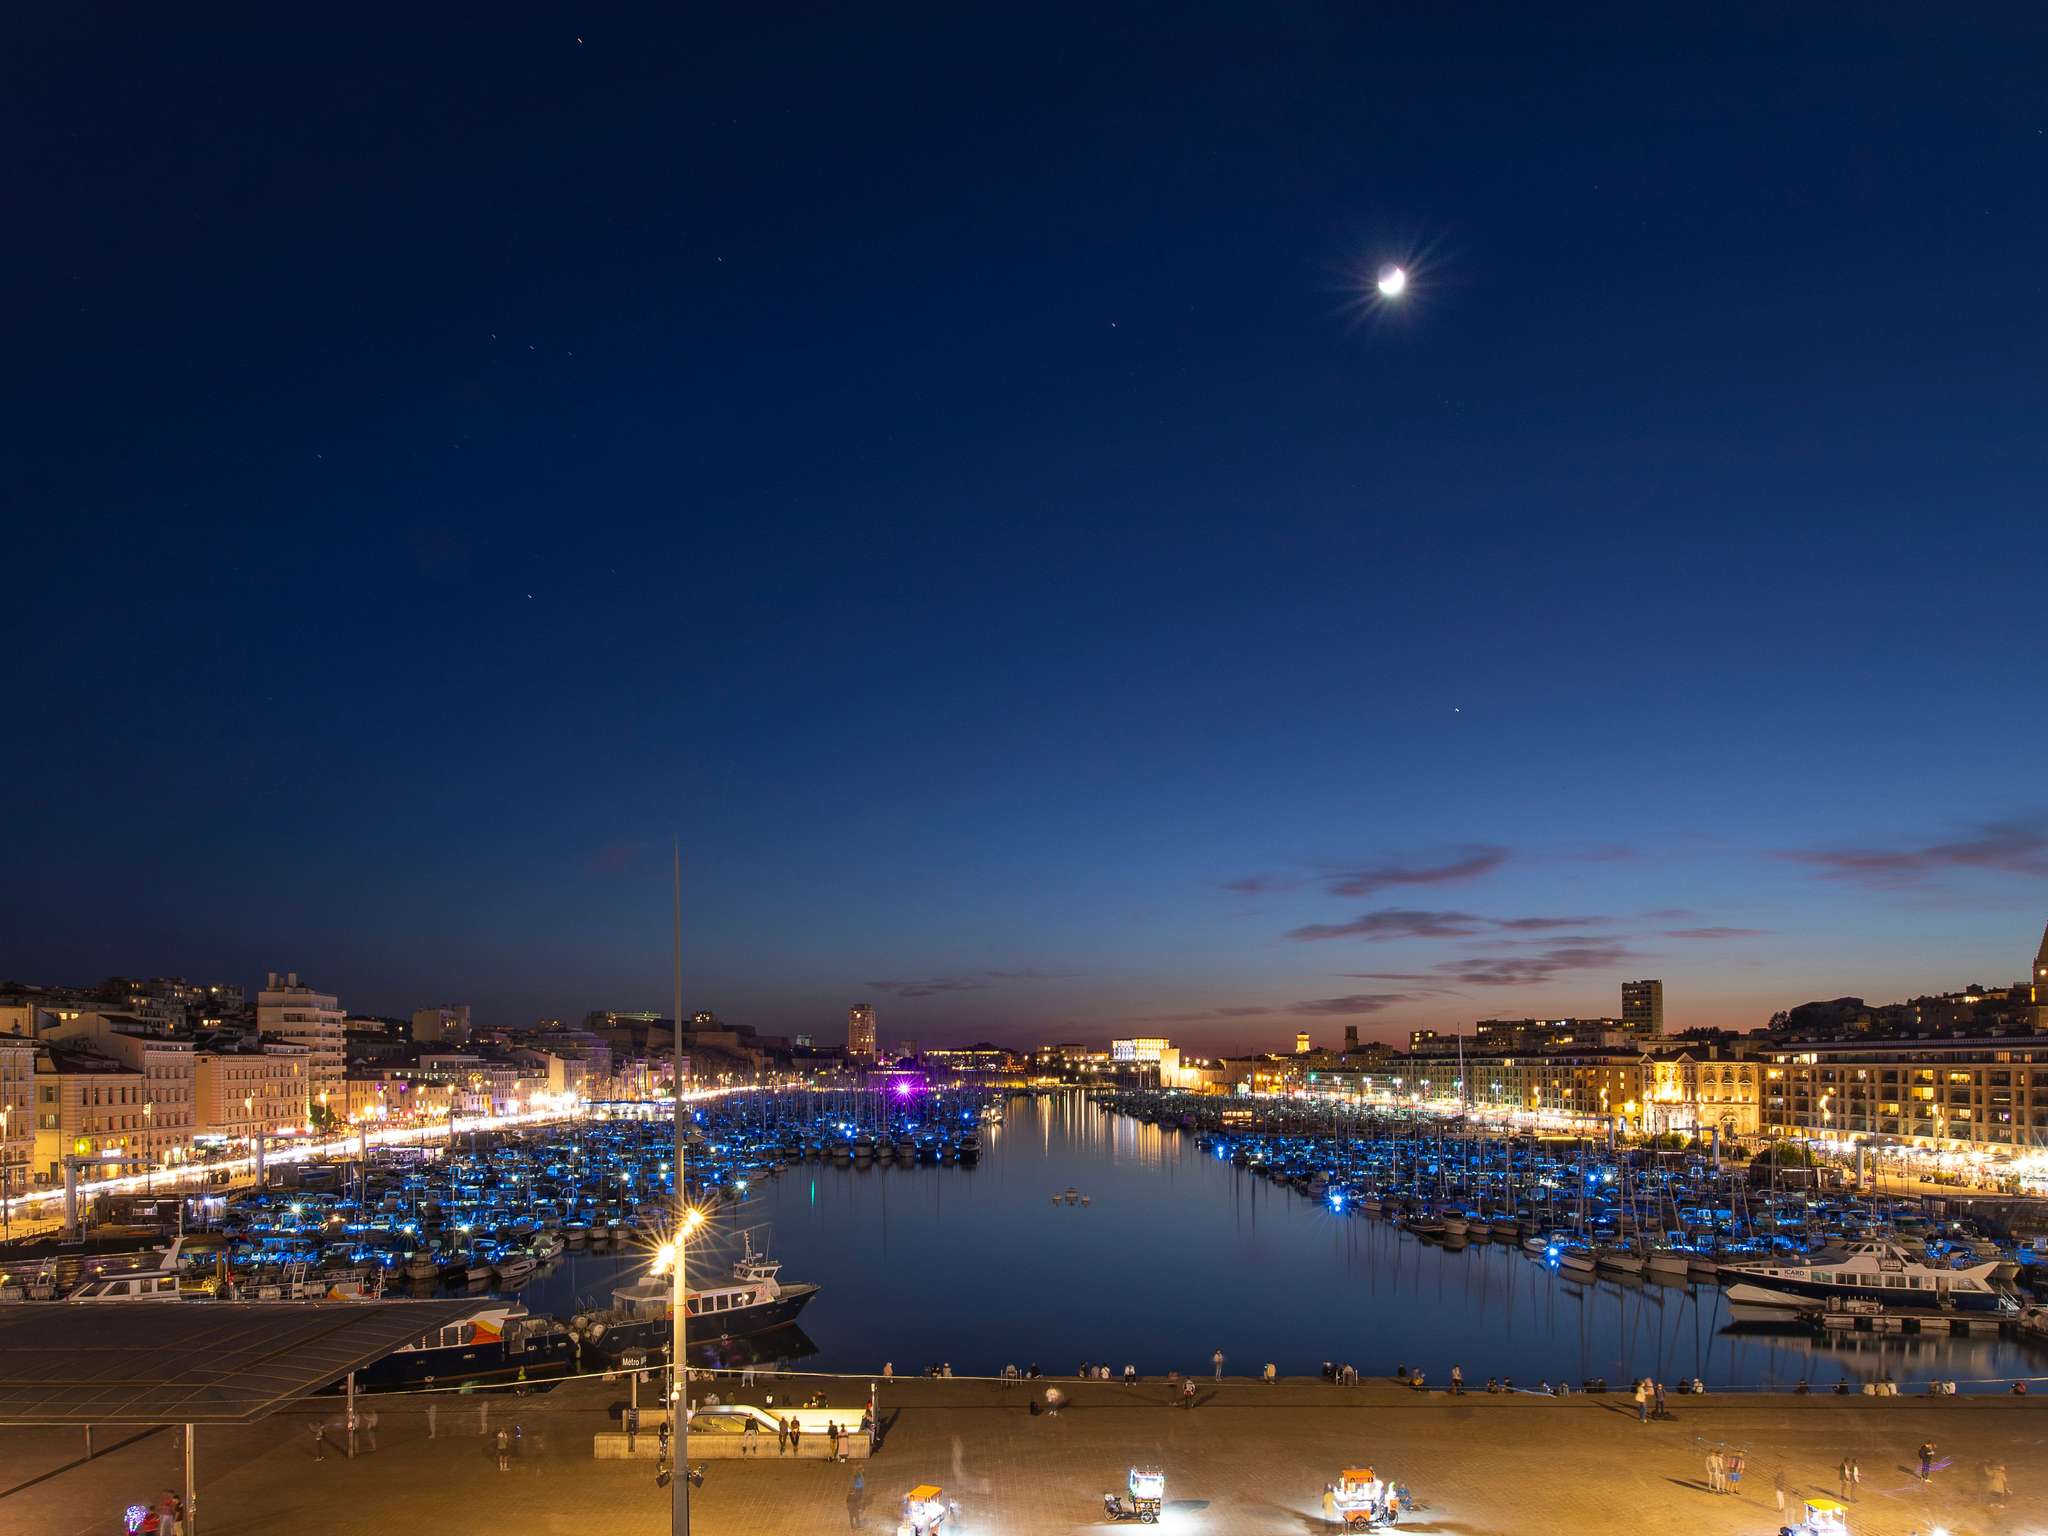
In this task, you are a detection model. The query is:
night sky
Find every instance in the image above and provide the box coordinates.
[8,6,2046,1048]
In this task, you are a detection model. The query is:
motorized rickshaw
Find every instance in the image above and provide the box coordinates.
[1331,1467,1402,1531]
[1128,1466,1164,1521]
[1779,1497,1848,1536]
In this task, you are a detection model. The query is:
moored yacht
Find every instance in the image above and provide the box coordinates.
[1720,1238,2014,1319]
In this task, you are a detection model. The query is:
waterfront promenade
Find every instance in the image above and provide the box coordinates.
[3,1374,2041,1536]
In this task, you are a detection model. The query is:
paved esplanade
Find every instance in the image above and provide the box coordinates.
[3,1376,2039,1535]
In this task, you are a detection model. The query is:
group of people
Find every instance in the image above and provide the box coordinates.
[1703,1446,1746,1495]
[1320,1362,1362,1384]
[735,1412,865,1460]
[1631,1378,1677,1421]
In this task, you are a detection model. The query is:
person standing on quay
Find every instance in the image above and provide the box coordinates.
[1705,1448,1722,1494]
[743,1415,759,1455]
[1838,1457,1852,1502]
[1919,1441,1936,1481]
[1213,1348,1224,1380]
[1450,1365,1463,1396]
[311,1421,326,1462]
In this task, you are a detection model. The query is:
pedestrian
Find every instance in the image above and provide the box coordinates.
[427,1400,439,1440]
[1181,1379,1196,1410]
[1124,1363,1136,1385]
[1322,1485,1338,1530]
[744,1415,759,1455]
[1728,1450,1744,1496]
[742,1364,755,1388]
[1848,1457,1860,1499]
[1706,1448,1722,1495]
[1988,1461,2009,1504]
[364,1407,379,1453]
[777,1415,790,1455]
[1653,1380,1667,1419]
[312,1421,326,1462]
[882,1362,893,1379]
[1213,1348,1224,1380]
[790,1417,803,1454]
[1919,1440,1936,1481]
[1838,1457,1852,1502]
[1450,1364,1463,1396]
[837,1424,850,1462]
[1635,1379,1649,1423]
[496,1425,512,1472]
[1773,1468,1786,1514]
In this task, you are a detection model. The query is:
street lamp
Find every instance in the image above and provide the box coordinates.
[648,1205,705,1441]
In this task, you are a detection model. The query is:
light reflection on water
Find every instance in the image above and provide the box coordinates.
[521,1094,2042,1388]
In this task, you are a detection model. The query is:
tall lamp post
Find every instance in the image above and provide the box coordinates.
[670,839,689,1536]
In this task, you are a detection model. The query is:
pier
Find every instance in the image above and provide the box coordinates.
[1,1373,2039,1535]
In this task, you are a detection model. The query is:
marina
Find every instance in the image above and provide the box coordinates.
[8,1091,2047,1393]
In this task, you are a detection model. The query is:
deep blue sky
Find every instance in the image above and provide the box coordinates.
[6,5,2046,1049]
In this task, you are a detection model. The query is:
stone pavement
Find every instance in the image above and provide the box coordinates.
[2,1375,2042,1536]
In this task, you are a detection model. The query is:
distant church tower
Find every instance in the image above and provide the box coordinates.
[2034,919,2048,1006]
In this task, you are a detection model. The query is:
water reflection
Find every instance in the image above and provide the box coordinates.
[523,1095,2042,1388]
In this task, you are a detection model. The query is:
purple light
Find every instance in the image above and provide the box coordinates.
[893,1081,918,1099]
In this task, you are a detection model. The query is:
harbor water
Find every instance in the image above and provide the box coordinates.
[523,1093,2045,1388]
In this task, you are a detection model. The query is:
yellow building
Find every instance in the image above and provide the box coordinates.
[194,1041,311,1142]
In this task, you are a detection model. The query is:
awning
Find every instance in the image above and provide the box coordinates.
[0,1300,493,1425]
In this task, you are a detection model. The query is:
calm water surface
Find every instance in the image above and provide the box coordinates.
[526,1094,2043,1389]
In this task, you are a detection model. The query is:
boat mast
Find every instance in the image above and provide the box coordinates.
[672,839,690,1536]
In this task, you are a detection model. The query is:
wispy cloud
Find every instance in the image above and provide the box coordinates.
[1429,941,1635,987]
[1126,992,1422,1025]
[1286,908,1610,943]
[1220,874,1305,895]
[865,968,1068,998]
[865,977,988,998]
[1323,844,1510,898]
[1344,943,1633,989]
[1776,819,2048,888]
[1661,926,1769,940]
[1568,844,1638,863]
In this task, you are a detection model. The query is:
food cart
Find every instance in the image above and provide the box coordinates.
[1780,1497,1848,1536]
[1126,1466,1164,1522]
[903,1484,951,1536]
[1331,1467,1395,1531]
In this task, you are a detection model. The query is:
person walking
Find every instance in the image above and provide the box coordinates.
[1918,1441,1936,1481]
[1213,1348,1224,1380]
[1838,1457,1852,1502]
[1848,1456,1860,1500]
[744,1415,759,1455]
[312,1421,326,1462]
[1321,1484,1338,1530]
[496,1425,512,1472]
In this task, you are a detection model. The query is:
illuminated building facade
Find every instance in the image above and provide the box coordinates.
[847,1004,878,1061]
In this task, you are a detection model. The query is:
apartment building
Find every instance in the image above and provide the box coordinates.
[40,1014,197,1168]
[256,971,345,1099]
[1760,1038,2048,1149]
[0,1039,34,1203]
[194,1041,311,1142]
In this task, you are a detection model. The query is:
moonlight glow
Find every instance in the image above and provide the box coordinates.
[1376,265,1408,299]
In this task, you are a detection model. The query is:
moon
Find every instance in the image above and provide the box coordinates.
[1376,265,1408,299]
